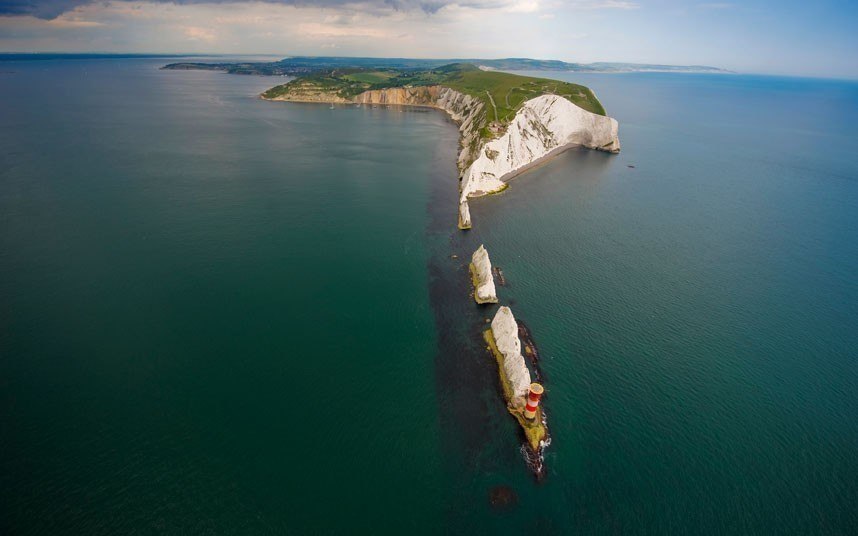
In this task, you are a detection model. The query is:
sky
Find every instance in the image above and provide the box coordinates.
[1,0,856,78]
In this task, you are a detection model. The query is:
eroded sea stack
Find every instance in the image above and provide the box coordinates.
[485,306,547,453]
[470,244,498,304]
[489,306,532,401]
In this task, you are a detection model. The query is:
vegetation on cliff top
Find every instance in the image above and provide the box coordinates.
[260,63,606,142]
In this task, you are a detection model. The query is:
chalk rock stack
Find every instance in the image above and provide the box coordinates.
[458,200,471,230]
[470,244,498,304]
[491,306,532,401]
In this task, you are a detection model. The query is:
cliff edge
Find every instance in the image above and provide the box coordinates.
[460,94,620,201]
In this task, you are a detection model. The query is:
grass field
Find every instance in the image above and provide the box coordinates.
[441,69,606,120]
[342,71,398,84]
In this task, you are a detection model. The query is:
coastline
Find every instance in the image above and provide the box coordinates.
[496,141,594,185]
[260,95,444,112]
[458,142,587,198]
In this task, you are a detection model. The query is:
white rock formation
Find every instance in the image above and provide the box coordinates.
[470,244,498,304]
[458,200,471,230]
[461,94,620,200]
[491,306,532,401]
[434,88,485,173]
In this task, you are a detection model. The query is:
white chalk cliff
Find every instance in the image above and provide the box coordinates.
[470,244,498,304]
[458,94,619,225]
[491,306,532,401]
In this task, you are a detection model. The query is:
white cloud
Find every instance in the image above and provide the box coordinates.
[182,25,216,42]
[297,22,392,39]
[0,0,644,64]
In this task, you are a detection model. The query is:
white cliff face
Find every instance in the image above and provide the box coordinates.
[470,244,498,304]
[461,94,620,200]
[434,88,485,173]
[491,306,532,401]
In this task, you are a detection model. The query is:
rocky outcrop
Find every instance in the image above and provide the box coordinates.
[460,94,620,200]
[435,88,485,173]
[470,244,498,304]
[458,200,471,230]
[490,306,532,401]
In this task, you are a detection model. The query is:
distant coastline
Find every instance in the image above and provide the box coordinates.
[161,56,729,76]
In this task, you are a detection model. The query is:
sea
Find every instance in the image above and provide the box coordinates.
[1,56,856,534]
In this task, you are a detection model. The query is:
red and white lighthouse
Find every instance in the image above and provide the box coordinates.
[523,383,544,420]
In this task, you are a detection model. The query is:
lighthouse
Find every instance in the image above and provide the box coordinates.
[523,383,544,420]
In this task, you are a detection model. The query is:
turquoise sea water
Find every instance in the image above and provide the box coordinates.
[1,58,857,534]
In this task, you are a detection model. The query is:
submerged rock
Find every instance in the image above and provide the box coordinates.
[461,94,620,200]
[490,306,532,401]
[470,244,498,304]
[488,486,518,510]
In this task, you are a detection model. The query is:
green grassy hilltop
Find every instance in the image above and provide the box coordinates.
[261,63,605,123]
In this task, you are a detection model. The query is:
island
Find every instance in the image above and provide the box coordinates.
[256,63,620,228]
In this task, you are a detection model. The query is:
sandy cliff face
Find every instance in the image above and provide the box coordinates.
[460,94,620,200]
[470,244,498,304]
[353,86,441,105]
[491,306,532,401]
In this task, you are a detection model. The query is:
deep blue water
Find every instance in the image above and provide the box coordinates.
[1,58,857,534]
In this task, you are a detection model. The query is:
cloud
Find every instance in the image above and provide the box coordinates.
[0,0,635,20]
[182,25,216,41]
[297,21,391,38]
[0,0,643,61]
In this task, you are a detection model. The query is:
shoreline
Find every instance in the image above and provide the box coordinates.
[260,94,447,112]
